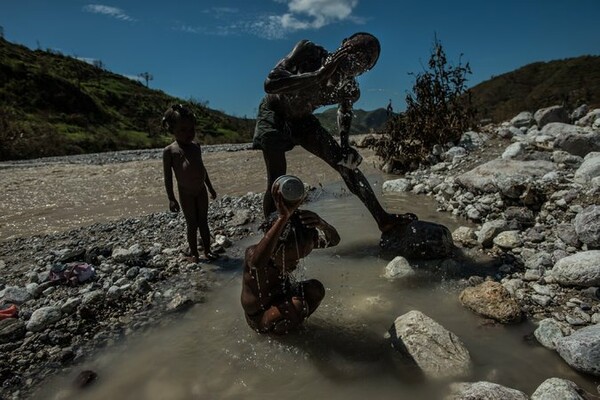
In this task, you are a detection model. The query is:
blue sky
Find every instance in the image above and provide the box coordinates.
[1,0,599,117]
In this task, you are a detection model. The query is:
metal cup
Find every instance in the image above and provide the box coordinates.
[273,175,305,203]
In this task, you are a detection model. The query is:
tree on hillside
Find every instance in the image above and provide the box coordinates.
[139,72,153,88]
[370,36,476,172]
[0,26,4,39]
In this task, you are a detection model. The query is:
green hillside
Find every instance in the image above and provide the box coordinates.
[316,107,391,134]
[470,55,600,122]
[0,38,254,161]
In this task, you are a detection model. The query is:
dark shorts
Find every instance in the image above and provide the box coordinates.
[252,98,325,153]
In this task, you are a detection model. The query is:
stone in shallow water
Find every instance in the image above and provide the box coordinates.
[389,310,471,380]
[555,323,600,376]
[380,220,455,260]
[459,281,522,323]
[531,377,587,400]
[446,381,528,400]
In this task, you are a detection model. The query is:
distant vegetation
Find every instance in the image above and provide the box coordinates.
[370,37,476,172]
[2,34,598,162]
[470,55,600,122]
[0,38,254,161]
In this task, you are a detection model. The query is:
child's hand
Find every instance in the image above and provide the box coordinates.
[297,209,325,229]
[209,189,217,200]
[169,200,180,213]
[271,183,301,219]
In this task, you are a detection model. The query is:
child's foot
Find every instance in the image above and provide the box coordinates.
[204,251,220,261]
[380,213,418,233]
[184,255,200,263]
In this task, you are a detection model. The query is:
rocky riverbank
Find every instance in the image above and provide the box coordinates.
[378,104,600,397]
[1,105,599,398]
[0,192,264,399]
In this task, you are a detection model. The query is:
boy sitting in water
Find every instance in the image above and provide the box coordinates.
[241,182,340,334]
[162,104,219,262]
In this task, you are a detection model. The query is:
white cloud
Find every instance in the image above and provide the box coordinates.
[277,0,358,30]
[176,0,360,40]
[82,4,136,22]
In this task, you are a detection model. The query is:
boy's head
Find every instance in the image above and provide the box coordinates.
[162,104,196,143]
[330,32,380,77]
[263,211,318,266]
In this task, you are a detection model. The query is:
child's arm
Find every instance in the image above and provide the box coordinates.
[247,187,300,269]
[297,210,340,248]
[204,171,217,200]
[264,40,344,94]
[162,148,180,212]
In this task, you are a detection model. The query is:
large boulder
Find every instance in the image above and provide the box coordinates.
[534,105,569,128]
[459,281,522,323]
[574,152,600,184]
[380,220,455,260]
[575,108,600,127]
[574,205,600,247]
[531,377,587,400]
[555,324,600,376]
[550,251,600,287]
[554,130,600,157]
[510,111,534,128]
[541,122,584,138]
[445,381,528,400]
[389,310,471,379]
[0,286,31,304]
[456,159,555,195]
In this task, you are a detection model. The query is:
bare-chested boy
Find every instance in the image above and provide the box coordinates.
[162,104,219,262]
[241,182,340,334]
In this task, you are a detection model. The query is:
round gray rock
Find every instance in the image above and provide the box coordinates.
[27,306,62,332]
[531,377,586,400]
[555,324,600,376]
[551,251,600,287]
[574,206,600,247]
[446,381,528,400]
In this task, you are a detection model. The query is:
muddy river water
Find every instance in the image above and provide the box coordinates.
[1,148,598,398]
[38,194,597,399]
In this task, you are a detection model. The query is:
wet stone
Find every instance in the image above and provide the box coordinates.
[380,220,455,260]
[534,318,565,350]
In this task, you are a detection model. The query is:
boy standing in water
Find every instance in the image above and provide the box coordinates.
[162,104,219,262]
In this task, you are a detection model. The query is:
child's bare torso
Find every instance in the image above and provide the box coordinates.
[166,141,207,194]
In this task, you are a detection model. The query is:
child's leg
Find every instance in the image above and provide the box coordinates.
[254,280,325,335]
[179,191,200,260]
[195,189,215,259]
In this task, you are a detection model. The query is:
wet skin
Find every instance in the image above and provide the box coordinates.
[241,185,340,334]
[258,33,417,231]
[162,117,218,261]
